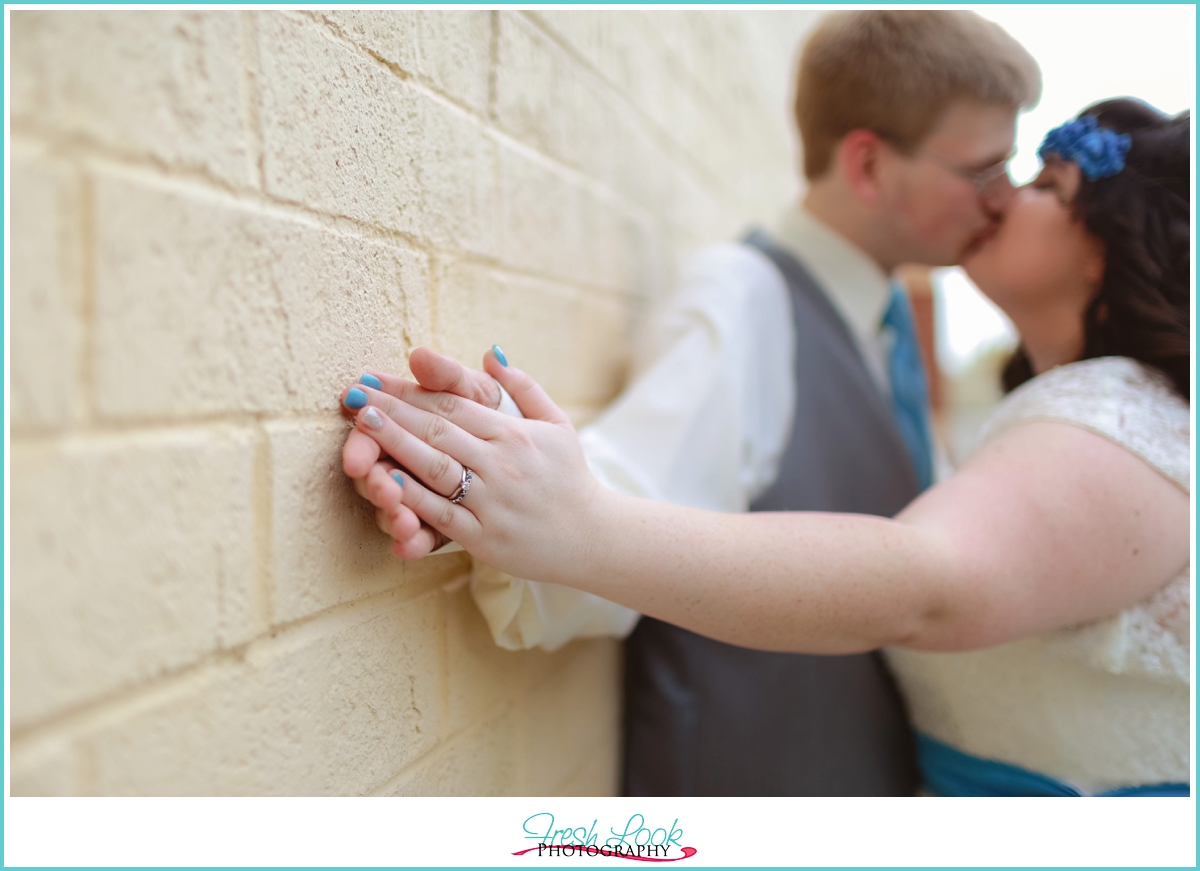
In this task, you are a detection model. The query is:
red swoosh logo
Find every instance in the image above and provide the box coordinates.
[511,846,697,862]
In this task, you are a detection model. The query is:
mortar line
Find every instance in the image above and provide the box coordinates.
[76,741,96,797]
[436,583,450,745]
[251,421,275,635]
[437,248,638,302]
[367,697,516,796]
[299,8,497,129]
[301,9,411,85]
[78,11,675,239]
[14,114,664,304]
[23,136,644,302]
[637,11,785,145]
[518,11,746,214]
[239,10,265,191]
[514,682,530,796]
[10,414,348,444]
[10,653,229,749]
[487,10,499,122]
[10,120,251,201]
[555,748,602,797]
[12,56,719,297]
[76,167,96,426]
[9,578,462,748]
[10,388,621,444]
[298,3,655,223]
[419,247,437,356]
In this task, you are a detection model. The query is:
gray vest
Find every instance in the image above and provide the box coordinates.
[622,229,920,796]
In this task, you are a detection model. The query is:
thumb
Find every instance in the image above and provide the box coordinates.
[483,345,570,426]
[409,347,501,410]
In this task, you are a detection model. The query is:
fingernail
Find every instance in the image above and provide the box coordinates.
[492,344,508,367]
[344,388,368,409]
[359,373,382,390]
[392,471,405,488]
[362,407,384,430]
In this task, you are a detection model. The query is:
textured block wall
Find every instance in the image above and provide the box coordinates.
[10,9,819,795]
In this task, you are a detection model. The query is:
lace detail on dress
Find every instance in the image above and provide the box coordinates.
[975,357,1191,683]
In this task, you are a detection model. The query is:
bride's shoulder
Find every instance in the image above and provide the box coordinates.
[998,356,1184,412]
[979,356,1189,489]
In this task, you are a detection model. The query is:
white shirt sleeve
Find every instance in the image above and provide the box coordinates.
[468,243,797,651]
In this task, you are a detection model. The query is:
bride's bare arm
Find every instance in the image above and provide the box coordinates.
[344,354,1188,655]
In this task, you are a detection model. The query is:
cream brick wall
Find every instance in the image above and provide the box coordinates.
[9,9,820,795]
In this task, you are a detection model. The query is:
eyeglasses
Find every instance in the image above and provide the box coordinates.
[915,150,1014,195]
[878,134,1014,196]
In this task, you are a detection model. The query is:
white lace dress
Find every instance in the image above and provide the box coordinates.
[884,357,1190,795]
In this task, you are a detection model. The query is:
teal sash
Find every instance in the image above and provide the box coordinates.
[916,732,1190,797]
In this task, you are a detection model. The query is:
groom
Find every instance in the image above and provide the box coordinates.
[345,10,1041,795]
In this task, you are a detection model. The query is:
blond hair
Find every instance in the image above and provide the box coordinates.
[795,11,1041,180]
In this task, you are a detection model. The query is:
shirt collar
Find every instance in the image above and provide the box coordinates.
[772,204,894,339]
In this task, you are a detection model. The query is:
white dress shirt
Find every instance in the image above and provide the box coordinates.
[468,205,896,651]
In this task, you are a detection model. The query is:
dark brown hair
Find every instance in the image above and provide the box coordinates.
[794,11,1041,180]
[1003,99,1191,400]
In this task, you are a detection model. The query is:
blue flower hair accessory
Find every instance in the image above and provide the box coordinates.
[1037,114,1132,181]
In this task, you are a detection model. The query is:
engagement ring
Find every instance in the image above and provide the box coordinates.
[449,467,473,504]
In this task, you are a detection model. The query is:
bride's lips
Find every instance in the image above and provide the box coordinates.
[963,221,1001,259]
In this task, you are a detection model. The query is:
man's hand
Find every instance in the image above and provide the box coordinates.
[345,347,597,583]
[342,348,507,557]
[409,347,503,412]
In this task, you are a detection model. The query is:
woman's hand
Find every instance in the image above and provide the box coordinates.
[340,348,610,583]
[341,348,513,556]
[341,350,1190,655]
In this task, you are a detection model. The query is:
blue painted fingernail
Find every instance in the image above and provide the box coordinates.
[359,373,382,390]
[344,388,368,409]
[492,344,508,367]
[392,471,405,488]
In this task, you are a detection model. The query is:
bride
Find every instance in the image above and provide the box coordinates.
[343,100,1190,796]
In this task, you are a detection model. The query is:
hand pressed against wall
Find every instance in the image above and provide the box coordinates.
[340,347,603,581]
[338,350,1190,658]
[341,348,511,557]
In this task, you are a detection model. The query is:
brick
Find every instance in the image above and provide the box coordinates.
[637,14,778,181]
[640,12,714,87]
[518,640,622,795]
[318,11,492,113]
[8,8,831,799]
[492,14,681,226]
[531,13,695,156]
[379,707,520,796]
[435,261,630,408]
[681,13,820,221]
[647,13,766,120]
[85,590,442,795]
[661,161,741,248]
[556,745,620,797]
[493,15,620,183]
[266,420,471,624]
[10,429,256,728]
[443,584,554,735]
[10,738,77,796]
[92,171,429,420]
[258,14,498,255]
[10,11,252,186]
[688,12,819,129]
[497,144,647,293]
[501,12,772,249]
[529,11,808,227]
[10,143,81,430]
[530,13,650,108]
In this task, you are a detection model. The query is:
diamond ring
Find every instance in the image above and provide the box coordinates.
[449,467,473,504]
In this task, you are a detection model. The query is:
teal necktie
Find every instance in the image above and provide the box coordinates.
[882,283,934,491]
